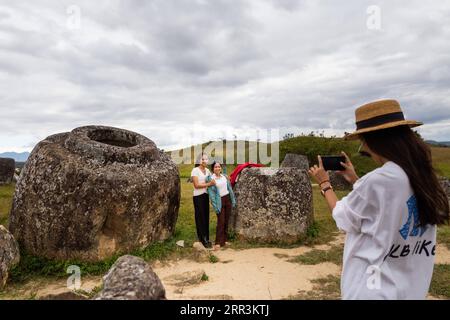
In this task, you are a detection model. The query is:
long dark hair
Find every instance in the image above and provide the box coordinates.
[194,152,205,168]
[361,125,449,226]
[210,161,221,173]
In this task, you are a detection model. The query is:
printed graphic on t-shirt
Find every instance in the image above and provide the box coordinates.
[399,195,427,239]
[384,195,435,261]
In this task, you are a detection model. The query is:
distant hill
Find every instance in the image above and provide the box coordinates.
[170,136,450,179]
[425,140,450,147]
[0,152,30,162]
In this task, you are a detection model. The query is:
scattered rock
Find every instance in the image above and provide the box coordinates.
[9,126,181,262]
[230,167,313,244]
[163,269,206,287]
[0,158,15,185]
[328,171,352,191]
[0,225,20,289]
[281,154,309,171]
[95,255,166,300]
[176,240,185,248]
[193,241,207,251]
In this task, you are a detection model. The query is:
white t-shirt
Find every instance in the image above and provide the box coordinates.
[332,161,436,300]
[210,174,229,197]
[191,166,211,196]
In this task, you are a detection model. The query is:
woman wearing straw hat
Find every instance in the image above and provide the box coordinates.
[309,99,449,299]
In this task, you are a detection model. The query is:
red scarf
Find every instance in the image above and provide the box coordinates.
[229,162,265,187]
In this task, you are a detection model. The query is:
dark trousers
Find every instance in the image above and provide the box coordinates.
[193,193,210,244]
[216,194,232,246]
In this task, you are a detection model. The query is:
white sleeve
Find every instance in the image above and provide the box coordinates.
[191,167,198,177]
[332,177,379,234]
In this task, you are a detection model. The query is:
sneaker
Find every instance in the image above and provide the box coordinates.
[202,241,212,249]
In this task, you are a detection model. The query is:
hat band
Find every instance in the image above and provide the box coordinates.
[356,112,405,130]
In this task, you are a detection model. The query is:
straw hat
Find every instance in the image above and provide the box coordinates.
[344,99,423,140]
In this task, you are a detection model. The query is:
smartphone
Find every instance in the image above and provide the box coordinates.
[321,155,345,171]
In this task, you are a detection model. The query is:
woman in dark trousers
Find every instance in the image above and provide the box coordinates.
[206,161,236,250]
[309,99,449,299]
[191,153,215,248]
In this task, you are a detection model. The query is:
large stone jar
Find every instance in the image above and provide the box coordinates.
[9,126,180,261]
[230,167,313,244]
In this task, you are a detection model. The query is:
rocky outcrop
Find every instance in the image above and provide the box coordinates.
[328,171,352,191]
[9,126,180,262]
[280,153,309,170]
[95,255,166,300]
[0,158,15,185]
[0,225,20,289]
[230,167,313,244]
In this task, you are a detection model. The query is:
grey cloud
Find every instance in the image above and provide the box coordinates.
[1,0,450,153]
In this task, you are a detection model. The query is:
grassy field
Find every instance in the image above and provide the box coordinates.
[431,147,450,178]
[0,183,14,227]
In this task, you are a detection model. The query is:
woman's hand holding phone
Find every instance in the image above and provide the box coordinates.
[336,151,359,185]
[308,155,330,186]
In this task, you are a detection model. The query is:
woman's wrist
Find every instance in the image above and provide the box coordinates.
[318,179,330,186]
[320,181,331,189]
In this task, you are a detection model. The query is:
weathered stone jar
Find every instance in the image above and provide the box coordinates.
[229,167,313,244]
[9,126,180,261]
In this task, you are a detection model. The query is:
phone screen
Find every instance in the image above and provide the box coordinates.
[321,156,345,171]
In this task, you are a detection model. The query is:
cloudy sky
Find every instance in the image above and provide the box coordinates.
[1,0,450,152]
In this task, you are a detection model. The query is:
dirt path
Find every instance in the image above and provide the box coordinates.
[154,234,345,300]
[154,247,341,300]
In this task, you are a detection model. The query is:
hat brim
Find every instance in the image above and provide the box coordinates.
[344,120,423,140]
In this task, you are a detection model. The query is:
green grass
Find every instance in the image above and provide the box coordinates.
[437,225,450,250]
[430,264,450,298]
[0,184,14,227]
[431,147,450,178]
[305,188,348,246]
[201,273,209,281]
[290,245,344,265]
[208,254,219,263]
[287,275,341,300]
